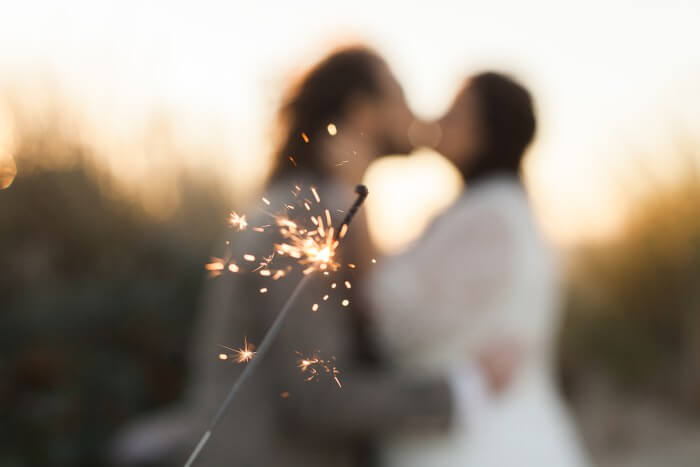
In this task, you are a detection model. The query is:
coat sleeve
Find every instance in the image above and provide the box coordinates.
[368,199,515,359]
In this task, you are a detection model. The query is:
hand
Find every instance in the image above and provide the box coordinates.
[477,341,523,395]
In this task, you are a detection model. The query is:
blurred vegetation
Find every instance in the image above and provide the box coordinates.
[4,116,700,465]
[560,154,700,411]
[0,127,231,466]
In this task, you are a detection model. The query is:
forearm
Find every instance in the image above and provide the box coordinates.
[278,368,453,439]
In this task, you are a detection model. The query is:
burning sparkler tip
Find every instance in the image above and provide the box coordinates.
[355,184,368,197]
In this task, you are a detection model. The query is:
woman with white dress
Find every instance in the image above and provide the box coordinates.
[368,72,591,467]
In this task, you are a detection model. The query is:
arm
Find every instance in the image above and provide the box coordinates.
[369,205,515,358]
[258,265,456,440]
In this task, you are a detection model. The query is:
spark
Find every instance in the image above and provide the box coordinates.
[311,187,321,203]
[218,353,228,360]
[322,294,329,301]
[243,254,256,262]
[288,156,297,167]
[347,263,355,269]
[344,281,352,289]
[205,258,225,277]
[371,258,377,264]
[229,211,248,231]
[311,303,319,312]
[262,197,271,206]
[253,227,265,233]
[339,224,348,239]
[341,299,350,307]
[259,288,268,294]
[228,263,240,273]
[327,123,337,136]
[296,351,342,387]
[331,282,337,289]
[219,338,256,364]
[272,269,287,280]
[301,132,309,143]
[273,212,340,274]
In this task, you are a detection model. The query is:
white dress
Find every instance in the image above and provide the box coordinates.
[368,177,590,467]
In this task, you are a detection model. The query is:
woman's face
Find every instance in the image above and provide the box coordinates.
[373,65,414,156]
[437,85,483,171]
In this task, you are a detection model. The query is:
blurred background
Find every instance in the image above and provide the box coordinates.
[2,1,700,466]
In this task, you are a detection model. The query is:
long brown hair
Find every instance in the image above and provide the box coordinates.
[270,47,386,181]
[463,72,536,182]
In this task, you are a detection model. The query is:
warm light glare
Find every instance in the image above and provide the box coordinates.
[364,149,462,254]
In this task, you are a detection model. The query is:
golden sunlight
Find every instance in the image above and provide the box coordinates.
[364,149,463,254]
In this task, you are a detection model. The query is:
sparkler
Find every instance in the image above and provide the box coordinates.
[183,184,369,467]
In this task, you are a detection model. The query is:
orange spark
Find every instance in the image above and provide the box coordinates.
[205,258,225,277]
[219,339,256,364]
[229,212,248,231]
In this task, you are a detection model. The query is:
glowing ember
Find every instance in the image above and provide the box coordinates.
[311,187,321,203]
[229,212,248,231]
[219,338,256,364]
[205,258,226,277]
[327,123,337,135]
[296,351,342,387]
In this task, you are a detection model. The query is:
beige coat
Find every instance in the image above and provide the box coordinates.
[113,177,453,467]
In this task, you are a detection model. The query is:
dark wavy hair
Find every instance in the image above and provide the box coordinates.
[463,72,536,181]
[270,47,386,181]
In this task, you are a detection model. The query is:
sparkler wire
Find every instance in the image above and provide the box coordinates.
[183,185,368,467]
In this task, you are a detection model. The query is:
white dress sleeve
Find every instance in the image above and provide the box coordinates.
[368,194,516,360]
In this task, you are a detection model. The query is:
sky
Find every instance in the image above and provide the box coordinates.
[1,0,699,249]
